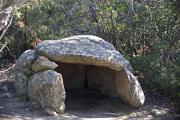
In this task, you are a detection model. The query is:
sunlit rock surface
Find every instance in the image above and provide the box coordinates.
[35,35,133,72]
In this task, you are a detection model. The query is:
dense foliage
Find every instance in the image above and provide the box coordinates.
[1,0,180,98]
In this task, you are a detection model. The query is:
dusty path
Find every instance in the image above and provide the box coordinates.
[0,71,179,120]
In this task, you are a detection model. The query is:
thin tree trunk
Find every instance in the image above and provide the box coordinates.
[0,0,31,38]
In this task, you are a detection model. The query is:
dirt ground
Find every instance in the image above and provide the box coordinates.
[0,71,179,120]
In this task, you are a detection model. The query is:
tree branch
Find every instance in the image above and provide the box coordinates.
[0,9,15,41]
[0,42,7,52]
[0,64,15,76]
[0,0,32,38]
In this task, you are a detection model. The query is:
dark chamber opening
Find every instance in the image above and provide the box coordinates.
[55,62,119,110]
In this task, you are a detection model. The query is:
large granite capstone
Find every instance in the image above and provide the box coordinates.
[14,35,145,115]
[35,35,133,71]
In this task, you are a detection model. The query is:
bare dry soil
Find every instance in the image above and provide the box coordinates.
[0,71,179,120]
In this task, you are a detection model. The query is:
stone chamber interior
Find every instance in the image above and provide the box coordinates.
[55,62,121,110]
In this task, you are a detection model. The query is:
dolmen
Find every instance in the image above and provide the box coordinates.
[14,35,145,115]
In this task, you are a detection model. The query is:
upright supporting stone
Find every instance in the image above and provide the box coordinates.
[14,50,37,99]
[116,69,145,108]
[28,70,66,114]
[87,66,145,107]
